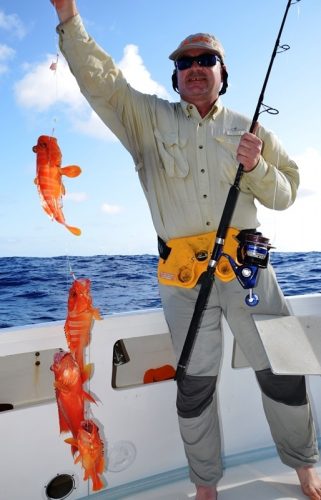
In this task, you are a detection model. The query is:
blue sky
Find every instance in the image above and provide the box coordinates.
[1,0,320,257]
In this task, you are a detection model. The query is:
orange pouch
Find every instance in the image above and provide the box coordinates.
[158,228,240,288]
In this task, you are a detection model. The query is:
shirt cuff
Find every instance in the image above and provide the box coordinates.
[56,13,86,39]
[244,156,267,181]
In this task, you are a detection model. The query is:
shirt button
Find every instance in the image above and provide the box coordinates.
[206,221,211,226]
[199,123,203,127]
[203,194,207,198]
[200,169,205,173]
[198,145,203,149]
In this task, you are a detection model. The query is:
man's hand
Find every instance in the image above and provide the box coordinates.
[50,0,78,23]
[236,123,262,172]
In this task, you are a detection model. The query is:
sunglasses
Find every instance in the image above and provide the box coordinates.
[175,53,221,71]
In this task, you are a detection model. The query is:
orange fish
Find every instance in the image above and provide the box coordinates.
[66,420,105,492]
[51,351,95,454]
[33,135,81,235]
[64,278,102,380]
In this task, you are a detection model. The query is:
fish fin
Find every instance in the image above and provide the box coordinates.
[58,408,70,433]
[64,437,77,446]
[65,225,82,236]
[60,166,82,178]
[97,456,105,474]
[83,389,96,404]
[92,473,104,491]
[82,363,94,382]
[55,380,67,391]
[93,308,102,320]
[64,437,79,457]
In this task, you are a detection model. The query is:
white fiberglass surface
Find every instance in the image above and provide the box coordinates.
[121,456,321,499]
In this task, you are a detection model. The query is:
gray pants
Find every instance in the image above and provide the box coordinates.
[159,264,319,486]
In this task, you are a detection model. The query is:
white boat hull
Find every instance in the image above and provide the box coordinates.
[1,293,321,500]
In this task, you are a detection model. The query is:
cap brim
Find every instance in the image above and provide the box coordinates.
[169,45,221,61]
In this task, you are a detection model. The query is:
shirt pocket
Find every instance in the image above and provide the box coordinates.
[214,129,247,184]
[154,128,190,178]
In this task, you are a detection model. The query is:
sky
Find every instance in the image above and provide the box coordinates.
[0,0,321,257]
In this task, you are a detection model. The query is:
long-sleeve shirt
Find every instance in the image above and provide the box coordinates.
[57,15,299,242]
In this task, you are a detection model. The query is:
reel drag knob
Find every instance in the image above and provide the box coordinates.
[245,289,259,307]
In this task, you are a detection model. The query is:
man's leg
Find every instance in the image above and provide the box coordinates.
[159,283,223,488]
[220,264,320,496]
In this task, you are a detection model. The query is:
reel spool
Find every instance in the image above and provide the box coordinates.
[237,231,272,268]
[222,231,273,306]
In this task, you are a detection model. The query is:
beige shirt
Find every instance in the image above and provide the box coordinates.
[58,15,299,242]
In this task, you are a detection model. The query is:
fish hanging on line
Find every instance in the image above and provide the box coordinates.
[64,278,102,381]
[65,419,105,492]
[33,135,82,235]
[50,350,96,455]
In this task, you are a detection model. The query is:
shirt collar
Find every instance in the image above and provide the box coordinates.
[180,98,223,119]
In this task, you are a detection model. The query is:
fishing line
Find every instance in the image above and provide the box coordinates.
[50,3,60,138]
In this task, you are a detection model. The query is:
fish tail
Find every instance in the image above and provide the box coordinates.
[65,225,82,236]
[91,472,104,491]
[60,165,82,178]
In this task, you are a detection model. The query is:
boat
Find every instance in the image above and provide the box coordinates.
[1,290,321,500]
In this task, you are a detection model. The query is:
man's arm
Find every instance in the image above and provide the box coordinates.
[51,0,78,23]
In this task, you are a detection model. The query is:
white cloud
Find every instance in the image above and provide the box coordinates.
[65,192,88,203]
[0,10,27,39]
[257,147,321,252]
[101,203,123,215]
[0,43,15,74]
[14,44,171,140]
[119,44,170,99]
[15,54,83,111]
[0,44,15,60]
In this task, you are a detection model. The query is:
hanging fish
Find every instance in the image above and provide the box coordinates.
[64,278,102,380]
[33,135,82,235]
[66,419,105,492]
[50,350,95,455]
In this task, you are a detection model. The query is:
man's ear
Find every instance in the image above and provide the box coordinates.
[219,65,228,95]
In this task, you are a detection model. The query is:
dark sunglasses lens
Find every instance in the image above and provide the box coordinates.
[176,58,193,70]
[198,54,218,66]
[176,54,218,70]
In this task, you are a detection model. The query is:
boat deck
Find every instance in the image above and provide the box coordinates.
[121,456,321,499]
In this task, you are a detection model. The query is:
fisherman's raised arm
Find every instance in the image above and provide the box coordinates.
[50,0,78,23]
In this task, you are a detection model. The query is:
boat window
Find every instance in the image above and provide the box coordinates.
[0,348,59,411]
[112,333,176,389]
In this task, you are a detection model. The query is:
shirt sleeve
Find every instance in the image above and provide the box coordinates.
[240,125,299,210]
[57,14,149,169]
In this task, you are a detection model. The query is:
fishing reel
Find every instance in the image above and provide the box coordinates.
[221,230,273,306]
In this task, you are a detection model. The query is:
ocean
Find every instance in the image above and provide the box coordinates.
[0,252,320,329]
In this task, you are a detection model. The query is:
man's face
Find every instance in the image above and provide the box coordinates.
[176,49,223,106]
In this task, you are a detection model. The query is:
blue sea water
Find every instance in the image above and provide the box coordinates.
[0,253,320,329]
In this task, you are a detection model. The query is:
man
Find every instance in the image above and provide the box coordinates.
[51,2,321,499]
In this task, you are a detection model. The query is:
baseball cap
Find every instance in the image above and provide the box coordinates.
[169,33,225,62]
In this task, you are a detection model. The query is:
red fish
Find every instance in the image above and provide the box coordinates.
[66,420,105,491]
[51,351,95,454]
[64,279,102,380]
[33,135,81,235]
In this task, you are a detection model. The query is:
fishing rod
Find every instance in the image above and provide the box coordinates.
[175,0,301,382]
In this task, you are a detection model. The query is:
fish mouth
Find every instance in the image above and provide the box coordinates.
[82,420,94,433]
[52,349,67,365]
